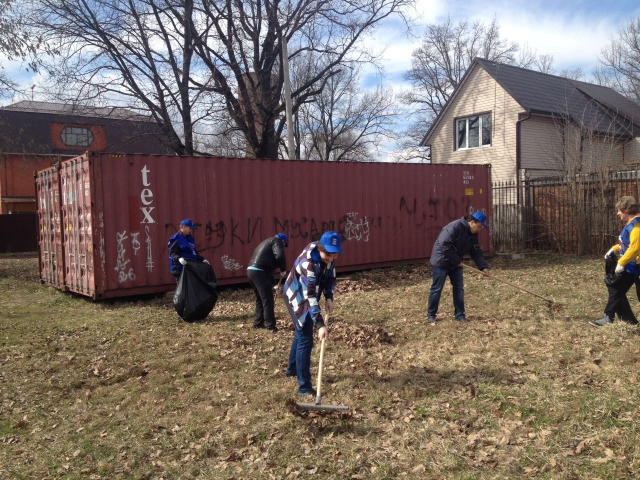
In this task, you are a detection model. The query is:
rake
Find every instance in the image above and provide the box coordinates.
[296,315,349,412]
[461,263,555,304]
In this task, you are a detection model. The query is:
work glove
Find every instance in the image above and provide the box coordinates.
[179,257,187,266]
[203,259,210,265]
[605,248,616,259]
[280,271,286,278]
[615,263,625,274]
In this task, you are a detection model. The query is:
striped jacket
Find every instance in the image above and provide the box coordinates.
[284,242,336,327]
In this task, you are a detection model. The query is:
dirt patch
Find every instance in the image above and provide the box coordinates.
[328,316,393,347]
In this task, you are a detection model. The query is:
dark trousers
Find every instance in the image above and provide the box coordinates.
[428,266,465,320]
[247,269,276,329]
[285,298,315,393]
[605,273,638,323]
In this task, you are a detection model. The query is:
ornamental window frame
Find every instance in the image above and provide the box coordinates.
[60,126,95,147]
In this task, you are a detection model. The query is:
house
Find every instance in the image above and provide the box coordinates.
[421,58,640,185]
[0,101,174,214]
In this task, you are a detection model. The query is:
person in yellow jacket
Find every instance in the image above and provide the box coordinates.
[591,196,640,327]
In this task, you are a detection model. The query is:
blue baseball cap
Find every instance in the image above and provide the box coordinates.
[320,231,342,254]
[180,218,198,230]
[471,212,488,229]
[275,233,289,247]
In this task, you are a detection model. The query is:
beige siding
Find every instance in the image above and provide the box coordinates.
[427,66,524,183]
[520,117,626,177]
[520,115,563,175]
[624,138,640,162]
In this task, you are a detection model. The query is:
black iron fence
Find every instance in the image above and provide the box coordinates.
[0,213,38,253]
[492,171,640,254]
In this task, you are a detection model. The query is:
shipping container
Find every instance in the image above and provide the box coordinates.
[36,152,493,299]
[35,166,65,288]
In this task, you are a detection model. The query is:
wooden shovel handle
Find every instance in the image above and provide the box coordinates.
[315,338,325,405]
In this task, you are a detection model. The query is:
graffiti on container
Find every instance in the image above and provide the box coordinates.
[275,216,341,242]
[221,254,242,271]
[197,214,382,251]
[345,212,370,242]
[400,196,473,225]
[131,232,141,255]
[145,226,154,272]
[114,230,136,283]
[99,213,106,273]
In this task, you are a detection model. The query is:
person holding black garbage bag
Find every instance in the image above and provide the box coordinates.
[168,218,217,322]
[591,196,640,327]
[168,218,208,282]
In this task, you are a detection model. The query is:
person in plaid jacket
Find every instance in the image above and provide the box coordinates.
[283,231,342,396]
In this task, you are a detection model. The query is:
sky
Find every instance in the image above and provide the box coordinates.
[362,0,640,159]
[2,0,640,158]
[372,0,640,88]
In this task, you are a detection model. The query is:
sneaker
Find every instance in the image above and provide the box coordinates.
[589,314,614,327]
[456,317,470,323]
[427,316,436,325]
[298,388,317,397]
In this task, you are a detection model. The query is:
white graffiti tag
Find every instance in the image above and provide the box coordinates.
[221,255,243,271]
[345,213,370,242]
[145,226,154,272]
[131,232,141,255]
[114,231,136,283]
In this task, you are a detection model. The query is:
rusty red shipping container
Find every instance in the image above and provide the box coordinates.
[36,152,493,299]
[36,165,65,289]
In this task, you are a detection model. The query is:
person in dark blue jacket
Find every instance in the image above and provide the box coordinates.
[168,218,208,282]
[247,233,288,332]
[428,212,490,324]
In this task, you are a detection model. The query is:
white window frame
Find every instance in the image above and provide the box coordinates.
[456,113,491,150]
[60,126,95,147]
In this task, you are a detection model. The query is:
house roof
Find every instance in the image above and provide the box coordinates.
[0,100,151,122]
[422,58,640,145]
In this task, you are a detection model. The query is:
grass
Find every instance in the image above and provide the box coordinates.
[2,254,640,479]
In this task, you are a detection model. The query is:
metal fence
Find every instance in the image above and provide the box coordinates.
[0,213,38,253]
[492,172,640,254]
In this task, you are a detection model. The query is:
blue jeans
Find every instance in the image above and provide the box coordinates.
[428,266,465,320]
[284,297,315,393]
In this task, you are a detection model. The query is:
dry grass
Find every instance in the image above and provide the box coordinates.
[2,254,640,479]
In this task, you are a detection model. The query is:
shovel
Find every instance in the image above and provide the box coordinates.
[296,315,349,412]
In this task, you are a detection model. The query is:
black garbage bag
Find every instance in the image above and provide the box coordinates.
[604,254,623,287]
[174,260,218,322]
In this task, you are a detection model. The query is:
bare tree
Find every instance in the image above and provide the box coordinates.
[0,0,34,98]
[293,60,399,161]
[598,16,640,103]
[401,16,552,146]
[25,0,413,158]
[540,101,627,254]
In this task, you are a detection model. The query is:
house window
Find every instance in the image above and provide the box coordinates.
[456,114,491,150]
[60,126,94,147]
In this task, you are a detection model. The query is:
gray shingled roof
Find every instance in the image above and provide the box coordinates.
[475,58,640,137]
[0,100,150,121]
